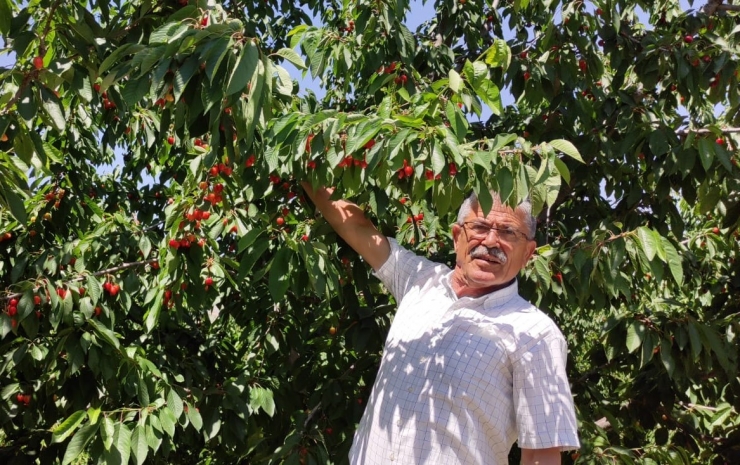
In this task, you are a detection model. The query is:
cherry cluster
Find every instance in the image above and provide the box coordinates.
[16,393,32,406]
[397,160,414,179]
[102,281,121,297]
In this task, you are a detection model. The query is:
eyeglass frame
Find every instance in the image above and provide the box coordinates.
[461,221,533,243]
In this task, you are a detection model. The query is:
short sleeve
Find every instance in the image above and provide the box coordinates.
[512,327,580,450]
[374,238,448,303]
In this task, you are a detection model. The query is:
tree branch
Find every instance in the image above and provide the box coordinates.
[703,0,724,15]
[1,259,158,302]
[717,4,740,12]
[676,127,740,136]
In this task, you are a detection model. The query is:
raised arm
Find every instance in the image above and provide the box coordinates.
[301,182,390,271]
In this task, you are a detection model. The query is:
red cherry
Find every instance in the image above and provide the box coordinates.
[93,83,101,93]
[204,277,213,286]
[523,71,531,81]
[712,227,720,234]
[9,298,18,306]
[169,238,180,248]
[301,234,309,241]
[8,306,17,317]
[57,288,67,299]
[578,59,587,72]
[715,137,724,145]
[200,16,208,27]
[596,8,603,15]
[167,136,175,145]
[684,35,694,44]
[364,139,376,150]
[245,154,256,167]
[34,295,41,305]
[276,217,285,226]
[209,166,219,177]
[94,306,102,316]
[109,284,120,296]
[32,56,43,70]
[403,165,413,177]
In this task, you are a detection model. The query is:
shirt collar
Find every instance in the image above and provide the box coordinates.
[441,273,519,308]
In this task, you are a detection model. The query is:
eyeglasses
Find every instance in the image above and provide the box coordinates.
[462,222,530,242]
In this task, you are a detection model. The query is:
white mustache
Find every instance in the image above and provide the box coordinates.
[471,245,507,264]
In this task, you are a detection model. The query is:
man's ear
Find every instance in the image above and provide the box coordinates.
[525,239,537,261]
[452,223,462,244]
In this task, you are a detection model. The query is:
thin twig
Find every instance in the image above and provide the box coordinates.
[676,127,740,136]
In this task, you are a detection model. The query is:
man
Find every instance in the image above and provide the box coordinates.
[301,182,580,465]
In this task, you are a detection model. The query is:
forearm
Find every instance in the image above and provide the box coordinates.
[301,182,390,271]
[520,447,561,465]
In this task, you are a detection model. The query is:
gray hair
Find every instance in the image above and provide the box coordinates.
[456,191,537,240]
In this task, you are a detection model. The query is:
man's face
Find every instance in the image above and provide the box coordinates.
[450,199,536,298]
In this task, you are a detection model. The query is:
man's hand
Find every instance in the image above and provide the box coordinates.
[520,447,562,465]
[301,182,390,271]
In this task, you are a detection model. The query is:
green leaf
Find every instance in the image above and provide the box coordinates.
[167,389,184,419]
[130,424,148,465]
[145,415,163,452]
[274,48,306,70]
[475,80,502,116]
[626,321,644,353]
[552,156,571,185]
[226,41,259,97]
[249,386,276,417]
[660,338,676,378]
[0,0,10,36]
[103,422,132,465]
[52,410,87,444]
[636,227,658,262]
[158,407,176,438]
[40,87,66,133]
[149,22,190,44]
[186,403,203,431]
[2,186,28,225]
[648,130,670,156]
[102,417,115,450]
[688,321,702,359]
[483,39,511,70]
[62,423,99,465]
[88,319,120,350]
[660,237,683,286]
[448,69,462,93]
[430,139,446,175]
[268,247,292,301]
[1,383,19,400]
[697,137,716,172]
[549,139,584,163]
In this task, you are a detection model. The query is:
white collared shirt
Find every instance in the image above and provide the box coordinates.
[349,239,580,464]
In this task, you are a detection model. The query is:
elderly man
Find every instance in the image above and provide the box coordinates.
[302,183,580,465]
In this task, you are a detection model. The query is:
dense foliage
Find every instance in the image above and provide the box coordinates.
[1,0,739,463]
